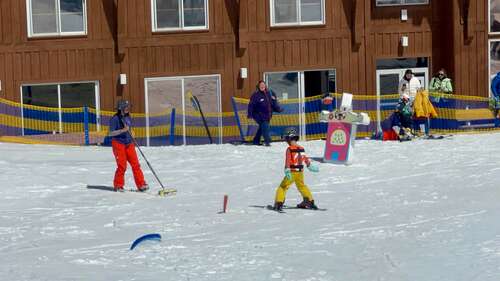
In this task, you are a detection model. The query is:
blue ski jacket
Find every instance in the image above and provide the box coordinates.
[247,89,282,123]
[109,114,132,145]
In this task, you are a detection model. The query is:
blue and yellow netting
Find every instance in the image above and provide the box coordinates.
[0,93,498,146]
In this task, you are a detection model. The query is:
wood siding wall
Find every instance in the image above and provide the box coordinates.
[0,0,117,109]
[0,0,491,113]
[116,0,237,111]
[451,0,488,96]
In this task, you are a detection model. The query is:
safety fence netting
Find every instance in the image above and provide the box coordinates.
[0,93,498,146]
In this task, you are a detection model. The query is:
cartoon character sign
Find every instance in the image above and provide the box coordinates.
[320,93,370,165]
[323,121,356,164]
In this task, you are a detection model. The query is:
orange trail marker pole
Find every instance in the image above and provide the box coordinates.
[223,195,228,213]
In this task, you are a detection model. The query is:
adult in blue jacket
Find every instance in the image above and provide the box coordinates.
[247,81,282,146]
[491,72,500,98]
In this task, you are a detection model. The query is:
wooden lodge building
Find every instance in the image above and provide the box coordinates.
[0,0,496,119]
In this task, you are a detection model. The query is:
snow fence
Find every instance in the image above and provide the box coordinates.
[0,93,498,146]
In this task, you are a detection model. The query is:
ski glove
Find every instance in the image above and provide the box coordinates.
[307,163,319,173]
[284,168,292,180]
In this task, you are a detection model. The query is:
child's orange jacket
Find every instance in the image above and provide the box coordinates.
[285,144,311,172]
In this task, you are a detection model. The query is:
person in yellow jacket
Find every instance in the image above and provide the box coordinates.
[271,128,320,212]
[413,89,438,135]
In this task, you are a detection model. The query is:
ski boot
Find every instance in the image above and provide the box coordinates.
[137,184,149,192]
[114,186,125,192]
[273,201,284,212]
[297,198,318,210]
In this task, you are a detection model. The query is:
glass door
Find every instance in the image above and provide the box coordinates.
[144,78,184,146]
[145,75,222,146]
[265,69,336,141]
[265,72,304,140]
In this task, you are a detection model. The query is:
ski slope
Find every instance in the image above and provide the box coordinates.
[0,134,499,281]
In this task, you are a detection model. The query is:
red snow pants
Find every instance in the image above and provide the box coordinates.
[112,140,146,188]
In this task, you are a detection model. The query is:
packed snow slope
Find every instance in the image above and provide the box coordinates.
[1,134,500,281]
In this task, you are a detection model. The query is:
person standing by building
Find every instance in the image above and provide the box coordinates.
[247,81,282,146]
[398,69,421,101]
[108,100,148,192]
[429,69,453,94]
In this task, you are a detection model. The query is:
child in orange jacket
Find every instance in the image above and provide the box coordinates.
[271,128,320,211]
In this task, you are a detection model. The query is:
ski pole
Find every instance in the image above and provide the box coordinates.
[188,92,213,144]
[120,116,169,195]
[129,134,166,191]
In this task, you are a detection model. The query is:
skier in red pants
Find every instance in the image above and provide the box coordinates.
[108,100,148,192]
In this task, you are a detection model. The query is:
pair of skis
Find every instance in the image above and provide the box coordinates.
[86,185,176,197]
[251,205,327,213]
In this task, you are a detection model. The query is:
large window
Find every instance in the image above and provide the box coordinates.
[152,0,208,31]
[27,0,87,37]
[376,0,429,6]
[271,0,325,26]
[21,82,99,133]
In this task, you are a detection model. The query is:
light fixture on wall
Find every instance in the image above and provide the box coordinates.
[401,36,409,47]
[240,68,248,79]
[119,74,127,85]
[401,9,408,21]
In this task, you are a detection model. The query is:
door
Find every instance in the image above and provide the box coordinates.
[375,67,428,133]
[265,69,336,141]
[265,72,304,140]
[145,75,222,146]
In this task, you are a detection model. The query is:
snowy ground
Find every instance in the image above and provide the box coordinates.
[1,133,500,281]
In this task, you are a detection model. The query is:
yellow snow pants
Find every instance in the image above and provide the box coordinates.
[274,171,313,203]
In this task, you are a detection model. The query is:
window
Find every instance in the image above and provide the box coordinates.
[376,0,429,6]
[271,0,325,26]
[22,82,96,108]
[21,82,99,133]
[490,0,500,34]
[152,0,208,31]
[27,0,87,37]
[490,40,500,96]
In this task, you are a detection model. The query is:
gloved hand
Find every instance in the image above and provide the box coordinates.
[284,168,292,180]
[307,163,319,173]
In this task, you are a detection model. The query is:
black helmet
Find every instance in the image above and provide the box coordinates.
[116,100,129,111]
[283,127,299,141]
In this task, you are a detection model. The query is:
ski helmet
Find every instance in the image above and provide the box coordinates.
[283,127,299,141]
[116,100,130,111]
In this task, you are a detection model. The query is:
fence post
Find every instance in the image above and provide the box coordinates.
[169,107,176,145]
[231,97,245,142]
[83,106,89,146]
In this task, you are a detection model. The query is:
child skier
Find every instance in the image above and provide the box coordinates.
[108,100,148,192]
[271,128,320,211]
[394,93,413,141]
